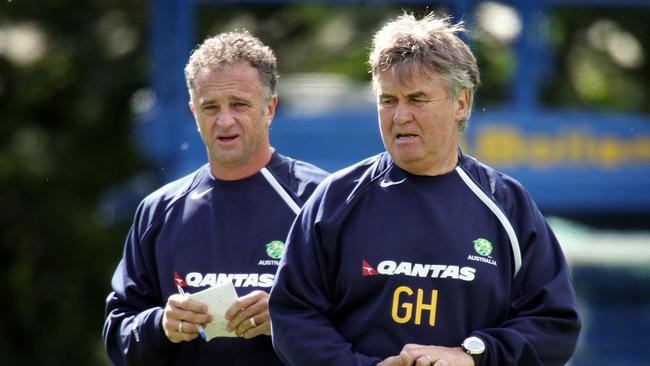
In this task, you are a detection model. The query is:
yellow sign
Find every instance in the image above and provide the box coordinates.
[468,126,650,169]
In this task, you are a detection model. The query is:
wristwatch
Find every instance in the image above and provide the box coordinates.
[462,336,485,366]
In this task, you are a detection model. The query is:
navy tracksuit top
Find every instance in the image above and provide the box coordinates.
[270,151,581,366]
[103,152,327,366]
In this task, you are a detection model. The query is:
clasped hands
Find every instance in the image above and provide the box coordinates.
[378,344,474,366]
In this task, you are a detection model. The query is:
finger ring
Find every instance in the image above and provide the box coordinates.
[249,317,257,328]
[178,320,183,333]
[426,354,434,364]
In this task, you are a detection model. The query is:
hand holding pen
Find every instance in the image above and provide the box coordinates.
[176,285,207,341]
[162,286,211,343]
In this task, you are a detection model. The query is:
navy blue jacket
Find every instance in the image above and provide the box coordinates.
[269,151,580,366]
[103,152,327,366]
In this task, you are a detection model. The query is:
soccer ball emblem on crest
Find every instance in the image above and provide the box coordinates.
[265,240,285,259]
[473,238,493,257]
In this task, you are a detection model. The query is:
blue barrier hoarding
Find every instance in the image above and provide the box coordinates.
[265,106,650,214]
[466,110,650,213]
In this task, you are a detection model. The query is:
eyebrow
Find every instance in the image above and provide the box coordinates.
[198,95,252,107]
[406,91,430,99]
[379,91,430,99]
[198,99,216,107]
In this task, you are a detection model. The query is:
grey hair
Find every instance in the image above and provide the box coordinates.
[184,31,278,101]
[368,12,480,130]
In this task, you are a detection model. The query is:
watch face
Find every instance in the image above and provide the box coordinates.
[463,336,485,354]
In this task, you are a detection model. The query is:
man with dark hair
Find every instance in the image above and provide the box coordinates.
[103,31,327,365]
[270,13,580,366]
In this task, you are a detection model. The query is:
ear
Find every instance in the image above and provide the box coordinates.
[265,95,279,127]
[189,100,200,132]
[454,89,470,125]
[188,100,196,115]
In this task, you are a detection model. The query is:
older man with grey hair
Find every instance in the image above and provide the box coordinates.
[270,12,580,366]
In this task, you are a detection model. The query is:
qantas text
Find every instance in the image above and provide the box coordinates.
[375,261,476,281]
[184,272,275,288]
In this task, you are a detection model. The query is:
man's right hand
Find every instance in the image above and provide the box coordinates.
[377,344,474,366]
[162,294,212,343]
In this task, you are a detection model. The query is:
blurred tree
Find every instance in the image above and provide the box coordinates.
[194,4,447,81]
[541,6,650,115]
[0,1,148,364]
[192,3,650,116]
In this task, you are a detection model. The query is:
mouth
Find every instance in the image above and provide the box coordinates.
[217,134,239,143]
[396,133,418,142]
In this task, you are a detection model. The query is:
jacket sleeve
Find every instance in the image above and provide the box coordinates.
[269,187,382,366]
[476,184,581,366]
[102,205,179,366]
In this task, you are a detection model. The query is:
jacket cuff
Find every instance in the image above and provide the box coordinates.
[136,307,178,361]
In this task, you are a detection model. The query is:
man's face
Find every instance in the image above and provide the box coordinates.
[375,67,469,176]
[189,61,276,176]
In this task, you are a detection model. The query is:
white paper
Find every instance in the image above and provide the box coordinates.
[188,281,239,340]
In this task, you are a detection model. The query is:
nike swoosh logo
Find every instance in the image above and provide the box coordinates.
[190,187,213,200]
[379,178,406,188]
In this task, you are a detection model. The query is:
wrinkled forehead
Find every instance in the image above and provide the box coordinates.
[375,62,443,90]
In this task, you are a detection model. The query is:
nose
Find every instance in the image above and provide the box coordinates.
[393,102,411,125]
[215,107,236,128]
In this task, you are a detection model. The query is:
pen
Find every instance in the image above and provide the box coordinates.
[177,285,207,341]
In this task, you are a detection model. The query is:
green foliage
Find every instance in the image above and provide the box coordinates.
[541,6,650,114]
[195,4,442,81]
[0,1,148,364]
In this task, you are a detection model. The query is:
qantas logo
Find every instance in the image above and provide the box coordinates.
[379,178,407,188]
[361,259,476,281]
[173,271,187,287]
[362,260,379,276]
[174,271,275,288]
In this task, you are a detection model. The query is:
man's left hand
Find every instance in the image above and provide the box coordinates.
[377,344,474,366]
[224,290,271,339]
